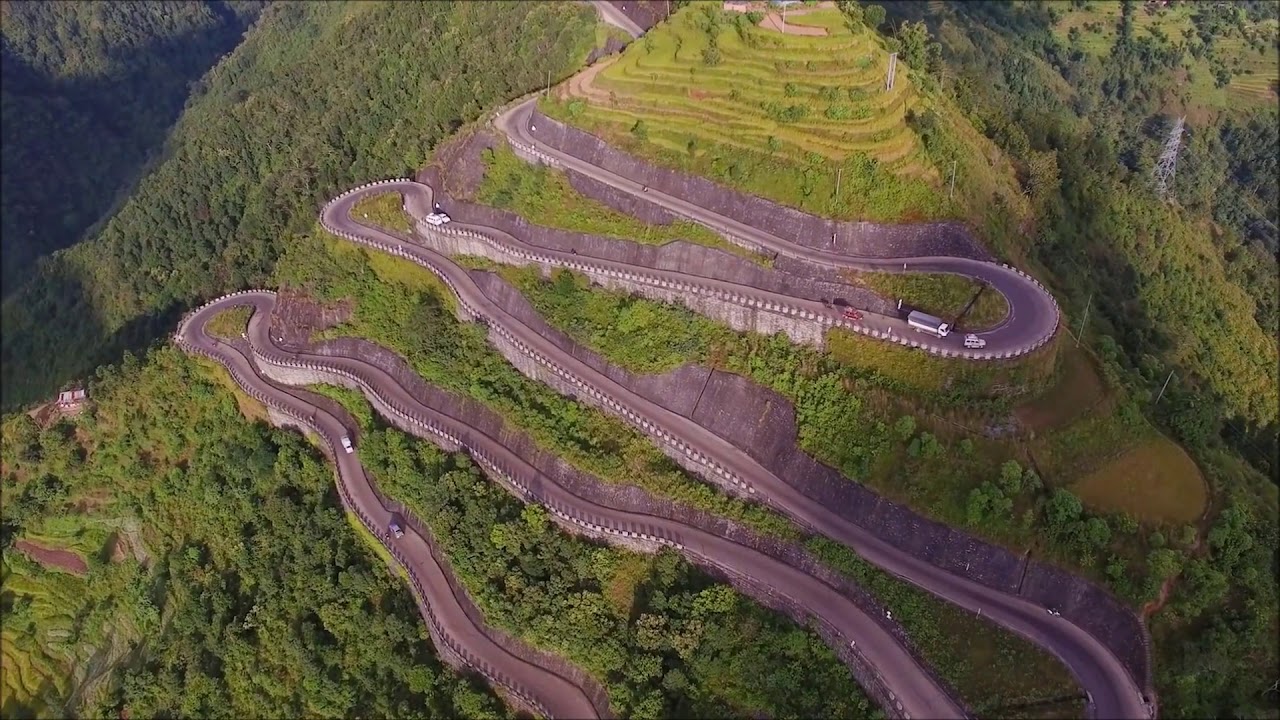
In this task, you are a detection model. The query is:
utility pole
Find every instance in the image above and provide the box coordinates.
[1077,292,1091,347]
[545,68,551,98]
[836,167,842,196]
[948,160,957,201]
[1155,369,1176,405]
[885,52,898,92]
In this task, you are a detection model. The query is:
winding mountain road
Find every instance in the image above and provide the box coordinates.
[320,181,1149,719]
[497,99,1062,359]
[175,295,603,720]
[179,289,970,720]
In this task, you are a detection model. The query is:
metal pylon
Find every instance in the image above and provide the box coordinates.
[1152,116,1185,202]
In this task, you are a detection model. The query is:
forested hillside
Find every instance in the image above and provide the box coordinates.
[0,0,265,295]
[883,0,1278,477]
[877,2,1278,715]
[0,350,510,718]
[0,0,598,410]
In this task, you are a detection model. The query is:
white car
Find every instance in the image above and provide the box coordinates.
[341,436,354,454]
[423,212,451,226]
[963,333,987,349]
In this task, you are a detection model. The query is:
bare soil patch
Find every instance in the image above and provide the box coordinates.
[15,539,89,576]
[272,287,352,346]
[759,10,830,36]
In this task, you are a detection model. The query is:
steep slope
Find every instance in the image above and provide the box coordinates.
[545,1,1031,247]
[0,0,265,294]
[0,0,598,411]
[882,2,1278,717]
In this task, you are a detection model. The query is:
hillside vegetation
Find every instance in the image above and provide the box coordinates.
[882,1,1278,715]
[0,350,507,718]
[0,0,265,295]
[274,225,1081,715]
[543,1,1029,232]
[0,0,598,412]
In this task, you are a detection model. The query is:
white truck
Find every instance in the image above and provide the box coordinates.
[907,310,951,338]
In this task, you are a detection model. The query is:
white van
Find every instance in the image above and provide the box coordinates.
[963,334,987,349]
[341,436,354,454]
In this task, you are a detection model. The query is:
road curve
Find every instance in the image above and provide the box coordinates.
[497,99,1062,359]
[322,181,1149,720]
[175,294,604,720]
[589,0,645,39]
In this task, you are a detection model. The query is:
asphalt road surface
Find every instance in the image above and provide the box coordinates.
[321,183,1150,720]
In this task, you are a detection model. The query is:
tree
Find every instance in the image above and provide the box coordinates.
[894,415,917,441]
[1147,547,1183,579]
[1081,517,1112,549]
[862,4,886,30]
[1025,149,1062,210]
[1044,488,1083,535]
[998,460,1023,495]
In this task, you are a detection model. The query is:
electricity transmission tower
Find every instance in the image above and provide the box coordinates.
[885,52,898,92]
[1152,116,1185,202]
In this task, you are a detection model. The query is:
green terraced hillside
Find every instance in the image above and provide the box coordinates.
[544,1,999,224]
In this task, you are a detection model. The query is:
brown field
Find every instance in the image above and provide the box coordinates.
[1069,437,1208,525]
[14,540,88,576]
[1015,343,1110,432]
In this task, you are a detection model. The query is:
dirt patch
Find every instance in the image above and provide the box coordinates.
[1014,344,1111,432]
[15,540,89,576]
[759,10,830,36]
[108,534,128,564]
[424,125,498,199]
[271,287,352,347]
[560,55,617,106]
[1068,438,1207,525]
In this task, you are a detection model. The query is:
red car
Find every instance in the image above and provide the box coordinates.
[842,308,863,322]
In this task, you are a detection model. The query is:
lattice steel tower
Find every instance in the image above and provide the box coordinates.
[1152,116,1185,202]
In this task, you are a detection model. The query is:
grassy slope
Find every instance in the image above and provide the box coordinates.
[475,145,767,263]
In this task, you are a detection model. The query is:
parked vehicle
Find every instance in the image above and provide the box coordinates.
[423,212,451,226]
[842,308,863,322]
[341,436,354,454]
[389,521,405,539]
[907,310,951,337]
[963,333,987,349]
[1046,606,1062,617]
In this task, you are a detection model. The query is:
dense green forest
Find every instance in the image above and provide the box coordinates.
[0,349,509,718]
[875,2,1278,716]
[0,0,265,295]
[883,0,1278,477]
[0,0,598,411]
[349,404,875,719]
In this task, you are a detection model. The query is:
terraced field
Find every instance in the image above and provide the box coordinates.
[545,1,953,223]
[1052,3,1279,111]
